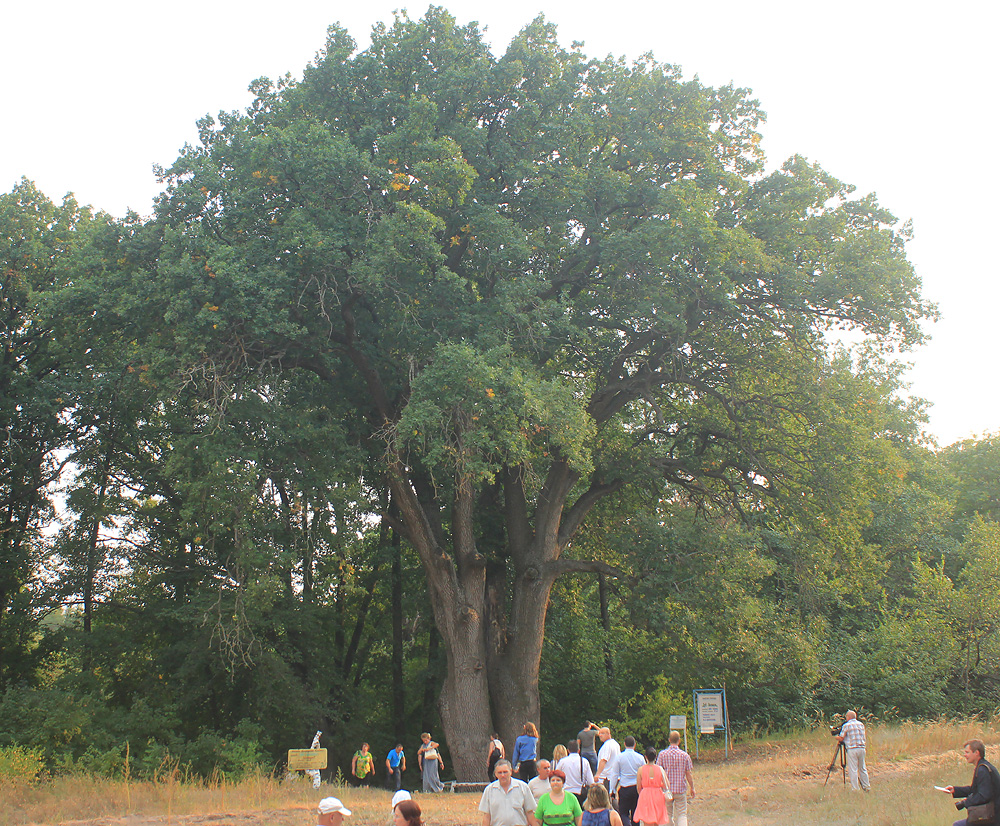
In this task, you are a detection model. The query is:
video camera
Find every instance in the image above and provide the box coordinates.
[830,723,843,737]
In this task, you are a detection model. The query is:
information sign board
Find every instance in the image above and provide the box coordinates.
[288,748,328,771]
[696,692,724,729]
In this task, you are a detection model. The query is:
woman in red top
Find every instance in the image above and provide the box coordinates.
[633,747,670,826]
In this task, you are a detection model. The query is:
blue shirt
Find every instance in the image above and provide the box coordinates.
[606,747,646,790]
[512,735,538,767]
[387,748,404,768]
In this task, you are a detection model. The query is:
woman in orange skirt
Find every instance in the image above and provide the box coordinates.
[633,747,670,826]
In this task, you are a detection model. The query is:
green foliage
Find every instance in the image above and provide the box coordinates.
[942,434,1000,530]
[0,745,44,784]
[606,677,693,751]
[397,344,594,485]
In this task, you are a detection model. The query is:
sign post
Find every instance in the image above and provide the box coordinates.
[693,688,730,758]
[669,714,688,752]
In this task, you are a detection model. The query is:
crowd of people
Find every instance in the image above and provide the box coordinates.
[307,714,1000,826]
[315,712,1000,826]
[475,725,696,826]
[331,722,696,824]
[346,734,448,793]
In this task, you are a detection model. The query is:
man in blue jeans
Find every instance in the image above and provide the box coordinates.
[386,744,406,790]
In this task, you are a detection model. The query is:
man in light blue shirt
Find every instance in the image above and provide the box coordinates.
[605,736,645,825]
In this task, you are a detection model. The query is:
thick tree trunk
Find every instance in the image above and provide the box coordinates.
[487,563,550,755]
[436,612,493,781]
[388,468,495,781]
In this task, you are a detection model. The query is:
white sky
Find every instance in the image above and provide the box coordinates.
[5,1,997,446]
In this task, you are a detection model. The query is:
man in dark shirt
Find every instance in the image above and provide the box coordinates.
[578,722,599,774]
[942,739,1000,826]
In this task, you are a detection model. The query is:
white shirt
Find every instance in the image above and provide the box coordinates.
[528,775,550,800]
[556,754,594,794]
[478,779,537,826]
[596,738,621,780]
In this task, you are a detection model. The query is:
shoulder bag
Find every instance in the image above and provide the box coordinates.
[966,802,993,826]
[660,765,674,806]
[579,753,592,801]
[966,760,1000,826]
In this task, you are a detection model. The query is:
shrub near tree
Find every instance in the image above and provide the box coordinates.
[115,8,934,778]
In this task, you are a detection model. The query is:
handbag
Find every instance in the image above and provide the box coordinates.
[579,754,592,801]
[658,765,673,806]
[967,801,994,826]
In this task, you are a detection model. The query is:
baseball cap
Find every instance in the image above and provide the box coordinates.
[319,797,352,816]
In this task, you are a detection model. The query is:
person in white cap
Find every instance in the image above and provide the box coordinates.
[390,789,413,826]
[391,790,413,812]
[317,796,352,826]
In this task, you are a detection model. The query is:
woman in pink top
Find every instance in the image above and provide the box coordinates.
[632,747,670,825]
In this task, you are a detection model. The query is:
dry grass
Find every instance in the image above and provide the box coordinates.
[3,720,999,826]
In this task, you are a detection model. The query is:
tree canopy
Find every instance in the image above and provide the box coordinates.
[115,8,933,777]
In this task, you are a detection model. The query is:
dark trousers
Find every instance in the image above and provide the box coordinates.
[518,759,537,782]
[618,784,639,824]
[387,766,402,790]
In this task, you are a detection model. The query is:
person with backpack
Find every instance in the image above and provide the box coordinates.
[941,739,1000,826]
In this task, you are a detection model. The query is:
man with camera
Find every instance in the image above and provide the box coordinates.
[940,739,1000,826]
[835,710,870,791]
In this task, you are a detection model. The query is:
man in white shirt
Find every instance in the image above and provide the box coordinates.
[596,727,621,785]
[528,759,552,801]
[556,741,595,803]
[479,760,539,826]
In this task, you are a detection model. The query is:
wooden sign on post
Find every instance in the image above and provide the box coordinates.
[288,748,328,771]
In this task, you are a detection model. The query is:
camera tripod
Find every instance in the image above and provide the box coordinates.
[824,740,847,787]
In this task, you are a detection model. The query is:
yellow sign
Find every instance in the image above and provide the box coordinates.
[288,748,328,770]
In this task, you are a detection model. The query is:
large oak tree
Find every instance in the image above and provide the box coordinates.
[135,9,932,778]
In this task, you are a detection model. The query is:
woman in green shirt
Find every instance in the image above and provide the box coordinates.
[535,769,583,826]
[352,742,374,786]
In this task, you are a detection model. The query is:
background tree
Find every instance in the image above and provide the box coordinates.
[0,180,108,689]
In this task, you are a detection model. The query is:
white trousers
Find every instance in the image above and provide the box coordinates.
[666,791,688,826]
[846,748,870,791]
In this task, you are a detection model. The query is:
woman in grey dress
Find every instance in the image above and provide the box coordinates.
[418,732,445,792]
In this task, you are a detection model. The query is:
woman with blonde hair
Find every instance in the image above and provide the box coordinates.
[417,732,444,792]
[584,785,624,826]
[553,743,569,764]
